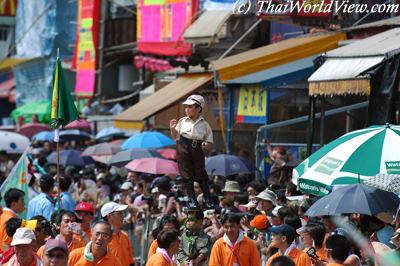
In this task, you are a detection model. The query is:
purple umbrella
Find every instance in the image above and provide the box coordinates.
[82,143,122,156]
[47,149,86,166]
[205,154,253,176]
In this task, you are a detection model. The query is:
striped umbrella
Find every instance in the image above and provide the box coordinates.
[293,124,400,196]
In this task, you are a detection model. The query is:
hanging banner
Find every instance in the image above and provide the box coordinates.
[137,0,194,56]
[74,0,99,97]
[236,84,267,124]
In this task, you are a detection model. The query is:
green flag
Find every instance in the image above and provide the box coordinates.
[0,152,29,218]
[50,58,79,129]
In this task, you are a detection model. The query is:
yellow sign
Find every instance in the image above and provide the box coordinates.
[237,84,267,124]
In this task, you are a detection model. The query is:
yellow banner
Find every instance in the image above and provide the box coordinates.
[237,84,267,124]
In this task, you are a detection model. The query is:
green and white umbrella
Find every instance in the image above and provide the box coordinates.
[293,124,400,196]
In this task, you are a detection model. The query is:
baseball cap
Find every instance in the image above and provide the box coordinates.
[101,202,128,217]
[250,215,269,230]
[75,202,94,214]
[11,228,36,246]
[120,182,134,190]
[44,239,68,255]
[182,95,205,109]
[256,189,276,205]
[271,206,283,217]
[270,224,296,241]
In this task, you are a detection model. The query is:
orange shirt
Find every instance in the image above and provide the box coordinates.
[2,260,39,266]
[2,253,41,266]
[316,248,327,262]
[108,230,134,266]
[68,247,121,266]
[147,240,158,259]
[36,236,85,259]
[209,236,260,266]
[0,209,17,251]
[326,263,344,266]
[146,253,174,266]
[303,247,327,262]
[266,247,312,266]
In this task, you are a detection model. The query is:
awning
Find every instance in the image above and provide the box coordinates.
[183,10,231,44]
[345,15,400,31]
[309,28,400,96]
[114,73,213,129]
[0,57,32,72]
[224,56,315,86]
[212,32,346,83]
[0,77,15,99]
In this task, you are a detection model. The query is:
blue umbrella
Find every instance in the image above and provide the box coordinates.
[59,130,91,141]
[95,127,125,141]
[32,131,55,142]
[121,131,175,149]
[47,149,86,166]
[205,154,253,176]
[305,183,400,217]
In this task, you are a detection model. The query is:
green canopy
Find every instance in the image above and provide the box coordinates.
[11,100,52,124]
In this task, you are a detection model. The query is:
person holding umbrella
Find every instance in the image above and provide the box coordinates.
[169,94,214,209]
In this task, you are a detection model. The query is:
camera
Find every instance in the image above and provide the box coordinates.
[168,188,185,201]
[306,247,318,259]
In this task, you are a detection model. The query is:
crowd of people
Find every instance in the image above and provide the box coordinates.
[0,94,399,266]
[0,156,399,266]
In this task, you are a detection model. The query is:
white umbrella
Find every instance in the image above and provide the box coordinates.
[0,131,30,153]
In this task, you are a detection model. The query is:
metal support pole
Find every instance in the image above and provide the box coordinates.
[265,89,270,138]
[320,98,325,147]
[307,96,316,156]
[256,89,270,181]
[96,0,107,96]
[226,88,234,154]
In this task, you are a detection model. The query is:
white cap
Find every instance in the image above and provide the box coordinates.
[182,95,205,109]
[272,206,283,217]
[11,228,36,246]
[120,182,134,190]
[255,189,277,205]
[101,202,128,217]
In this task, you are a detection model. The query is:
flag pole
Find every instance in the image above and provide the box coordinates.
[55,48,61,211]
[50,47,79,212]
